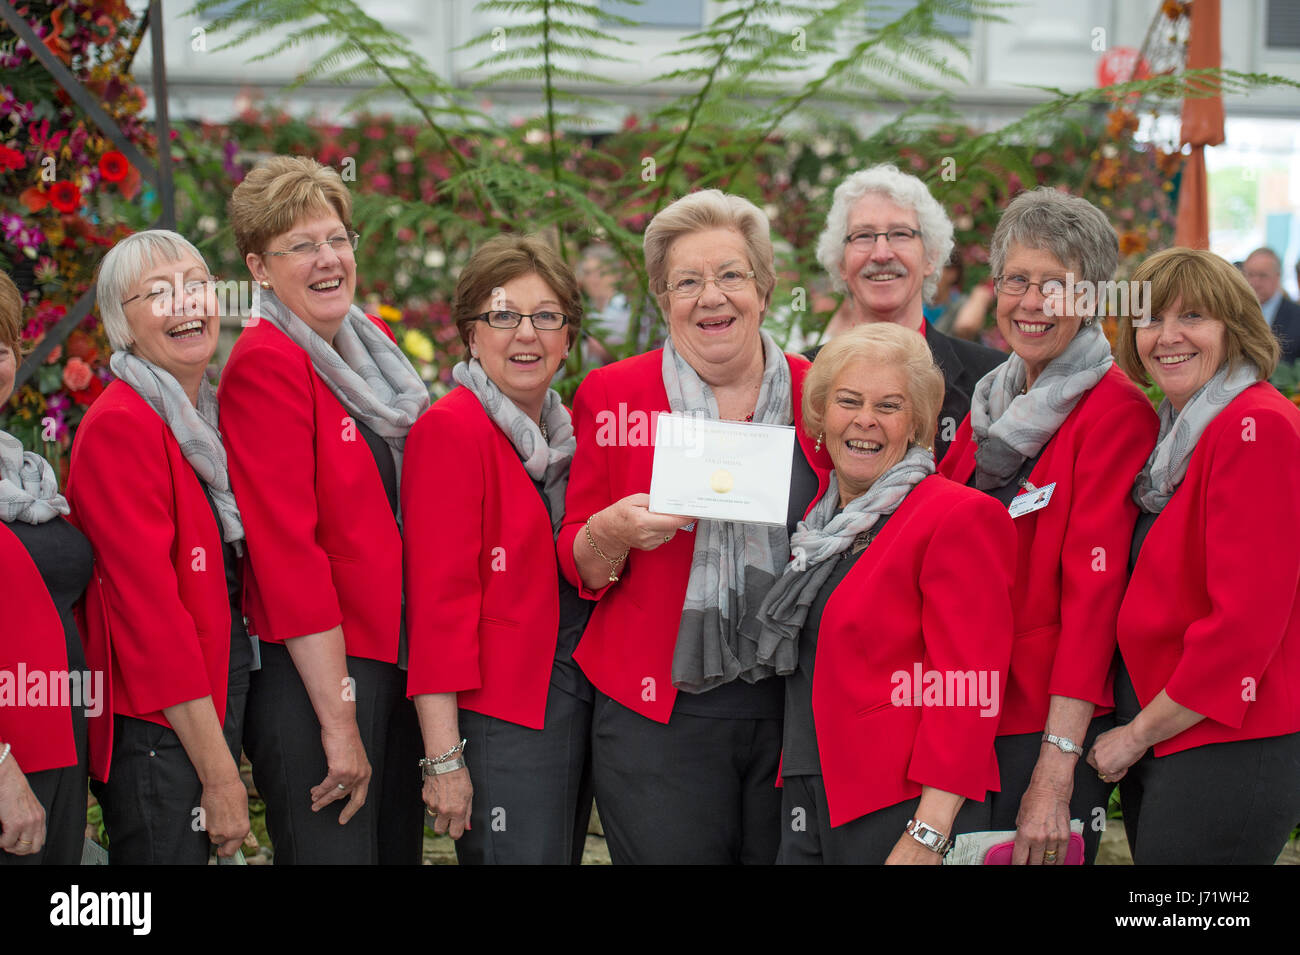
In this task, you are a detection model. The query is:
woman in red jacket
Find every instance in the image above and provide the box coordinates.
[561,190,832,863]
[755,323,1016,863]
[404,235,593,863]
[0,270,92,864]
[219,156,430,864]
[939,189,1158,865]
[1090,248,1300,864]
[67,230,250,864]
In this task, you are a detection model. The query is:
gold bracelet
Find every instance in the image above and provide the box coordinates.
[585,514,629,583]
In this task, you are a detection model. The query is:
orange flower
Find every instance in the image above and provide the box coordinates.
[1119,231,1148,256]
[1106,109,1139,140]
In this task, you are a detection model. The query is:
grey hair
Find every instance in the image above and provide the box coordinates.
[579,242,619,268]
[1244,247,1281,273]
[97,230,210,352]
[643,190,776,310]
[989,187,1118,290]
[816,164,954,303]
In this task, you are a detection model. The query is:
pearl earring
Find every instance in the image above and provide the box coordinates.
[814,432,823,453]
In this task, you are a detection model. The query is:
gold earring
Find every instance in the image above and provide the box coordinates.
[814,432,823,453]
[260,280,272,290]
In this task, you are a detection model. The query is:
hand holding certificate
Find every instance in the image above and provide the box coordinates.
[648,413,795,525]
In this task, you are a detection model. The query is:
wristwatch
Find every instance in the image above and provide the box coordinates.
[904,818,953,857]
[419,739,469,779]
[1042,732,1084,756]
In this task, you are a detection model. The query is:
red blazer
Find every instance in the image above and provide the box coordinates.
[66,380,232,782]
[218,317,402,663]
[939,365,1159,735]
[0,523,77,774]
[1118,382,1300,756]
[813,475,1016,827]
[558,349,832,723]
[403,386,565,728]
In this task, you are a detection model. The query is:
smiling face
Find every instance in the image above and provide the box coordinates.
[246,211,357,343]
[467,272,569,421]
[663,228,767,375]
[1136,297,1228,413]
[838,193,934,330]
[122,252,220,383]
[995,244,1085,383]
[824,358,916,505]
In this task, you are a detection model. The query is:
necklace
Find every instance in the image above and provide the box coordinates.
[540,419,549,441]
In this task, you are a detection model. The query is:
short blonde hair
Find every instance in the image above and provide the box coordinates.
[1116,247,1278,385]
[0,270,23,356]
[803,323,944,450]
[228,155,353,260]
[643,190,776,313]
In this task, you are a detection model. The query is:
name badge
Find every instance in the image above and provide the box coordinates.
[1008,481,1056,519]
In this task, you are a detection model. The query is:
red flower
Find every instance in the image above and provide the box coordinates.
[0,145,26,172]
[99,150,129,182]
[71,376,105,407]
[48,181,81,214]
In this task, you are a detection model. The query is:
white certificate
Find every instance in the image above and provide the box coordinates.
[648,413,795,525]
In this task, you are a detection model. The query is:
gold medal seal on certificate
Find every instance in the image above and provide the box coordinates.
[710,469,734,494]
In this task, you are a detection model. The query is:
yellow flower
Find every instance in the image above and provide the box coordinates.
[378,304,402,322]
[403,329,435,363]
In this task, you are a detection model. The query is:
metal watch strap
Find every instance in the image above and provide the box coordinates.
[421,756,467,777]
[1042,732,1084,756]
[904,818,953,856]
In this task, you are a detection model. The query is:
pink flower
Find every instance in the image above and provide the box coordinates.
[62,357,93,391]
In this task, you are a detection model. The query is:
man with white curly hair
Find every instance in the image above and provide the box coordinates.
[809,164,1005,460]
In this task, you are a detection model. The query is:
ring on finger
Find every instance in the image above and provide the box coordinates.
[663,535,672,543]
[1043,849,1058,863]
[336,783,347,791]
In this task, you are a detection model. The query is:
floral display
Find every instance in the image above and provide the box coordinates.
[0,0,153,474]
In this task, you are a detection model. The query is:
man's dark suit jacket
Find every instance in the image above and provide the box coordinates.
[1271,296,1300,366]
[803,322,1007,462]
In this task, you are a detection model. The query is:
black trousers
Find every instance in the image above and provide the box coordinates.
[777,774,990,864]
[454,685,593,865]
[591,692,782,864]
[985,714,1115,865]
[244,642,423,865]
[91,667,247,865]
[0,704,88,867]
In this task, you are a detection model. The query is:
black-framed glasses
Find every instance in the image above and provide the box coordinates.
[844,228,922,248]
[475,310,570,330]
[121,276,218,307]
[263,232,360,258]
[664,269,755,299]
[994,275,1066,297]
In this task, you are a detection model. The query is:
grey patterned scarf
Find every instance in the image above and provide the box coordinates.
[451,359,575,534]
[753,445,934,674]
[255,290,429,493]
[1132,362,1258,514]
[666,329,794,694]
[0,429,69,524]
[970,321,1113,490]
[109,351,244,550]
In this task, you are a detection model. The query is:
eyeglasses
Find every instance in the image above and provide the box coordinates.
[844,228,922,248]
[994,275,1066,297]
[664,269,755,299]
[263,232,360,258]
[475,310,570,330]
[121,276,218,308]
